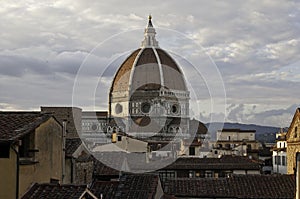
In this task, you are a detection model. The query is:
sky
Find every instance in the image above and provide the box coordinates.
[0,0,299,127]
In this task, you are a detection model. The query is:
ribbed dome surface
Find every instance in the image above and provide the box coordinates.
[111,47,187,93]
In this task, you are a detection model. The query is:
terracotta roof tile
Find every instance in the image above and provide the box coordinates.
[65,138,82,157]
[90,180,119,199]
[93,158,120,176]
[115,174,159,199]
[0,112,53,142]
[21,183,87,199]
[164,155,261,170]
[163,175,295,198]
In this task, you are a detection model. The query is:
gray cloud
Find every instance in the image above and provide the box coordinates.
[0,0,299,127]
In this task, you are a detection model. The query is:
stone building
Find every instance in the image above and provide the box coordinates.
[0,112,63,198]
[287,108,300,174]
[81,111,109,146]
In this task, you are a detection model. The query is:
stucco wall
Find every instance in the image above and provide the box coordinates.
[41,107,82,138]
[217,131,255,141]
[115,136,148,152]
[19,117,63,197]
[0,147,17,199]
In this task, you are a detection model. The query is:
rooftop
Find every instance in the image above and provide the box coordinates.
[82,111,108,118]
[164,155,261,170]
[0,112,53,142]
[114,174,160,199]
[22,174,160,199]
[219,128,256,133]
[163,174,295,198]
[21,183,89,199]
[65,138,82,157]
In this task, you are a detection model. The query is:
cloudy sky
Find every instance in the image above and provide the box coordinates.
[0,0,299,127]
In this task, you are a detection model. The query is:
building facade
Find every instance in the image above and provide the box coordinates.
[287,108,300,174]
[211,129,261,158]
[0,112,63,198]
[272,131,287,174]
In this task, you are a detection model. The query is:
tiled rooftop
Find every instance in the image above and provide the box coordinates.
[22,174,161,199]
[21,183,87,199]
[163,174,295,198]
[93,158,120,177]
[92,151,176,173]
[78,174,160,199]
[114,174,160,199]
[65,138,82,157]
[0,112,52,141]
[220,128,256,133]
[164,155,261,170]
[90,180,119,199]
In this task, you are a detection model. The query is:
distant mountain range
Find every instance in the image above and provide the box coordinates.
[205,122,288,143]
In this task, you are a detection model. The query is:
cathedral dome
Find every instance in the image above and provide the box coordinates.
[109,16,190,135]
[110,16,187,94]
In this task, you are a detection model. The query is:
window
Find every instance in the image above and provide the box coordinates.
[141,102,151,114]
[117,135,122,142]
[282,156,286,166]
[295,127,298,138]
[247,144,252,150]
[115,103,123,114]
[159,171,176,183]
[189,171,195,178]
[0,142,10,158]
[189,147,195,156]
[205,171,213,178]
[275,156,281,165]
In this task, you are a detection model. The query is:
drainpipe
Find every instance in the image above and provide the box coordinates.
[62,121,67,183]
[11,144,19,199]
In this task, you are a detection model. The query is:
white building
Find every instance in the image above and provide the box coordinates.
[272,131,287,174]
[210,129,261,158]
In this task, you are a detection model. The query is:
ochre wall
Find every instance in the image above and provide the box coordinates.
[287,109,300,174]
[19,117,63,197]
[0,147,17,199]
